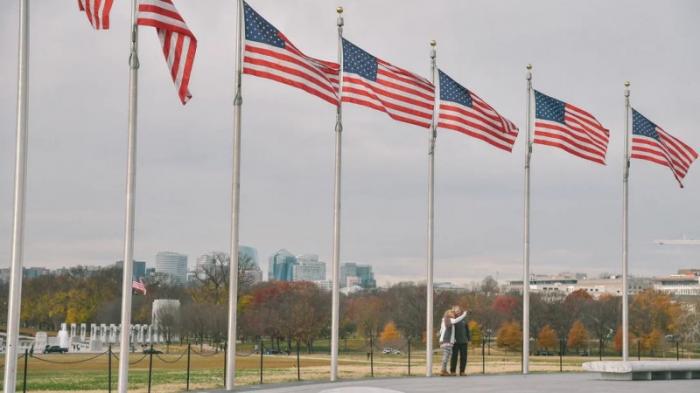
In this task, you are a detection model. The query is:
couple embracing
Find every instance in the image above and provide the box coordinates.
[438,305,470,376]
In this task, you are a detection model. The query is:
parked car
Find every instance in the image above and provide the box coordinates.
[382,348,401,355]
[535,350,554,356]
[43,345,68,354]
[265,348,289,355]
[143,348,163,355]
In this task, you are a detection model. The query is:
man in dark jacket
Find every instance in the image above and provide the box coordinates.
[449,306,470,376]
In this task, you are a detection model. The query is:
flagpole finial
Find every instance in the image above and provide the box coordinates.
[624,81,630,87]
[430,40,436,47]
[337,6,343,14]
[526,64,532,70]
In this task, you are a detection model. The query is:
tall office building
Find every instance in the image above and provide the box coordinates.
[115,260,147,280]
[239,246,259,266]
[293,254,326,282]
[155,251,188,284]
[268,249,297,281]
[355,264,377,289]
[340,262,376,289]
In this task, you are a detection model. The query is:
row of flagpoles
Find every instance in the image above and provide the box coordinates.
[5,1,699,392]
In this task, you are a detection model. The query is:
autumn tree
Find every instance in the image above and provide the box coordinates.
[379,321,401,346]
[469,320,482,346]
[642,328,664,355]
[344,295,385,338]
[567,320,589,352]
[537,324,557,351]
[496,321,522,353]
[554,290,593,340]
[630,289,681,341]
[384,283,426,340]
[613,325,638,354]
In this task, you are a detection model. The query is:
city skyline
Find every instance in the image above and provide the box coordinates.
[1,0,699,287]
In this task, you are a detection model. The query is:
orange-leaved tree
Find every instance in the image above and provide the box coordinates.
[496,320,522,353]
[567,320,589,352]
[469,320,482,346]
[380,321,401,346]
[537,324,557,351]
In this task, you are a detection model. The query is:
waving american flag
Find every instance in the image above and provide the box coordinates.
[342,39,435,128]
[437,70,518,152]
[534,90,610,165]
[137,0,197,104]
[132,279,147,295]
[78,0,114,30]
[631,109,698,187]
[242,1,340,105]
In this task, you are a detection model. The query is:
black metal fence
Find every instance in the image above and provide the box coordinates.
[5,335,699,391]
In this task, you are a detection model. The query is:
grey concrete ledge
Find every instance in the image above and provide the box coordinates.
[583,360,700,380]
[199,372,700,393]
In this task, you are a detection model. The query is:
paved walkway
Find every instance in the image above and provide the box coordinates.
[201,373,699,393]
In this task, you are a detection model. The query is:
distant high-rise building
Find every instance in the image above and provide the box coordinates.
[115,260,147,280]
[268,249,297,281]
[239,246,262,284]
[355,264,376,289]
[239,246,259,267]
[195,253,218,280]
[155,251,188,284]
[293,254,326,282]
[340,262,376,289]
[243,268,263,285]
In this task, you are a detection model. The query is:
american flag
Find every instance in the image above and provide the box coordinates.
[243,2,340,105]
[132,279,147,295]
[437,70,518,152]
[77,0,114,30]
[534,90,609,165]
[137,0,197,104]
[631,109,698,187]
[342,39,435,128]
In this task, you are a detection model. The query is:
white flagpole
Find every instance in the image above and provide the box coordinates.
[225,0,244,389]
[117,1,139,392]
[4,1,30,392]
[622,81,631,361]
[330,6,344,382]
[426,39,437,377]
[522,64,533,374]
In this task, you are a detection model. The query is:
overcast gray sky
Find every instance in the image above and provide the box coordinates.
[1,0,699,286]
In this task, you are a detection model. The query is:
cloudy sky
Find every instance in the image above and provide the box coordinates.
[1,0,699,286]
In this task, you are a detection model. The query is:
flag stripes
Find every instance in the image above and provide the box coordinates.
[631,109,698,187]
[242,2,339,105]
[77,0,114,30]
[132,279,147,295]
[534,90,609,165]
[137,0,197,104]
[437,70,518,152]
[342,39,435,128]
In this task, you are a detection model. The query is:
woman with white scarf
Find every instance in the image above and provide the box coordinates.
[438,308,467,376]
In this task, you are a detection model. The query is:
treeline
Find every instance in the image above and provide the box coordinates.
[5,265,700,355]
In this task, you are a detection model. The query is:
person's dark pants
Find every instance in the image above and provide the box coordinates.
[450,342,468,374]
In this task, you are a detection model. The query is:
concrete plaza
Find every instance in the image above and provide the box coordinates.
[202,373,699,393]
